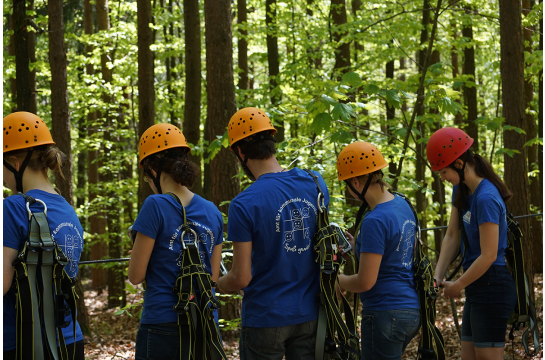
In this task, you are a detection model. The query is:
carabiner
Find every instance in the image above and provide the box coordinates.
[26,198,47,219]
[181,227,198,249]
[317,193,326,213]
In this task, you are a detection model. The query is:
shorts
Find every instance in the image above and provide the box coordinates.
[461,265,517,348]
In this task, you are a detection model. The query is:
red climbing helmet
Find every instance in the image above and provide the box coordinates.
[426,127,474,171]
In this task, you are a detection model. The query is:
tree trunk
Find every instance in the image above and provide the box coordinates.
[462,6,479,151]
[266,0,284,142]
[385,55,396,175]
[8,13,18,112]
[238,0,249,93]
[183,0,203,197]
[306,0,323,70]
[499,0,535,296]
[204,0,241,339]
[352,0,363,65]
[331,0,350,78]
[28,0,37,114]
[49,0,74,205]
[538,1,543,271]
[451,20,463,125]
[138,0,156,208]
[14,0,31,112]
[522,0,542,273]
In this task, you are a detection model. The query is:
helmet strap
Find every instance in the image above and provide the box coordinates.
[233,146,257,181]
[3,148,34,193]
[145,156,166,194]
[455,150,472,183]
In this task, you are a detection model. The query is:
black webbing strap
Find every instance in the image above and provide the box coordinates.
[167,193,227,360]
[505,213,540,356]
[304,170,360,360]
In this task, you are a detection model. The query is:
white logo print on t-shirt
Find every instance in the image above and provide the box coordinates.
[397,219,416,268]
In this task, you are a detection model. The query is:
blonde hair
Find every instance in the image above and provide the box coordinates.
[355,172,391,193]
[4,145,66,180]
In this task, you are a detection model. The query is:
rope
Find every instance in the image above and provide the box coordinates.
[78,213,542,266]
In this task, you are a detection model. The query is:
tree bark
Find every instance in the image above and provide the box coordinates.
[204,0,241,338]
[28,0,37,114]
[331,0,350,78]
[451,20,463,125]
[138,0,156,208]
[183,0,203,196]
[462,6,479,151]
[238,0,249,92]
[49,0,74,205]
[8,13,18,112]
[266,0,284,142]
[522,0,542,273]
[14,0,31,112]
[499,0,535,295]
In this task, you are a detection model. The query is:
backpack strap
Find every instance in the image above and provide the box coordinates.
[391,191,445,360]
[303,170,360,360]
[166,193,227,360]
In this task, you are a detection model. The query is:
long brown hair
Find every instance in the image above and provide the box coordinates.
[451,151,512,210]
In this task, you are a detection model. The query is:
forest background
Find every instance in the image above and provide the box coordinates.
[2,0,543,358]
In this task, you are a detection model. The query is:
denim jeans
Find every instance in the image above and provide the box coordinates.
[240,319,318,360]
[3,340,85,360]
[360,309,420,360]
[135,323,182,360]
[461,265,517,347]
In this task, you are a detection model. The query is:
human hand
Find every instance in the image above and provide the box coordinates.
[434,276,444,297]
[442,281,462,299]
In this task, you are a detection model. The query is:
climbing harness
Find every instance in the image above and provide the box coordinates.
[167,192,227,360]
[11,193,78,360]
[450,210,541,357]
[305,170,360,360]
[353,192,445,360]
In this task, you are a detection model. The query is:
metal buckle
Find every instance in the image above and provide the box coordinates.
[26,198,47,219]
[181,227,198,249]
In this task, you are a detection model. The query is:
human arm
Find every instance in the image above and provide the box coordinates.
[442,222,499,298]
[127,232,156,285]
[339,252,382,293]
[3,247,18,296]
[216,241,252,292]
[433,207,462,286]
[210,243,222,283]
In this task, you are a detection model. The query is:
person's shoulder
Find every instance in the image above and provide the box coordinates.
[476,179,502,202]
[192,194,221,214]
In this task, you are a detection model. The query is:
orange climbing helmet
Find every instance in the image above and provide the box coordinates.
[3,112,55,153]
[337,141,388,181]
[426,127,473,171]
[139,123,190,167]
[228,107,277,146]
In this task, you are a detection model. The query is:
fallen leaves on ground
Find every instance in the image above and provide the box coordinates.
[83,274,543,359]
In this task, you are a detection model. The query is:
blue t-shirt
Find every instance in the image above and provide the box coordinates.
[228,168,328,328]
[3,190,84,351]
[131,193,223,325]
[452,179,508,269]
[355,195,420,311]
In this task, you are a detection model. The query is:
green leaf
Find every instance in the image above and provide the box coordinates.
[503,125,526,134]
[330,130,354,144]
[114,309,124,316]
[385,89,401,109]
[363,84,380,95]
[320,94,337,107]
[331,103,355,121]
[311,112,333,133]
[495,148,522,157]
[524,137,543,147]
[342,71,362,86]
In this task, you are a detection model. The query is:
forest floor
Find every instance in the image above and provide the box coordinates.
[83,274,543,360]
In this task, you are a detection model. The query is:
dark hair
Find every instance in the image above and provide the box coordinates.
[4,145,67,179]
[451,151,512,210]
[141,148,199,187]
[232,132,276,160]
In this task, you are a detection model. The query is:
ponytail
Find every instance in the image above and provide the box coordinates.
[142,148,199,187]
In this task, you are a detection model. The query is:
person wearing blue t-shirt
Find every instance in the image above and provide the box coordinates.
[337,141,420,360]
[217,107,328,360]
[427,127,516,360]
[3,112,85,359]
[128,123,224,360]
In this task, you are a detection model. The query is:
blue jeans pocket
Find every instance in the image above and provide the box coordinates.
[244,326,282,354]
[146,328,179,360]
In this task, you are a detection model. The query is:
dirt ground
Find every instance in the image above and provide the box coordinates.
[83,274,543,359]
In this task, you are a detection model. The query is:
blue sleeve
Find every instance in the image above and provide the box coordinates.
[214,208,224,246]
[227,199,253,243]
[132,197,163,240]
[475,193,503,226]
[358,217,386,255]
[451,185,458,206]
[3,197,27,251]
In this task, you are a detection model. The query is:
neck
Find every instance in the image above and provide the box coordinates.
[160,176,194,207]
[22,170,57,195]
[365,183,394,210]
[462,166,483,195]
[246,156,284,179]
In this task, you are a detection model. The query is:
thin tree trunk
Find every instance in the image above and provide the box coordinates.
[266,0,284,142]
[462,6,479,151]
[352,0,363,65]
[8,13,18,112]
[14,0,31,112]
[138,0,156,208]
[306,0,323,70]
[331,0,350,78]
[49,0,73,205]
[204,0,241,339]
[451,20,463,125]
[499,0,535,297]
[238,0,249,92]
[385,55,396,175]
[183,0,203,196]
[28,0,37,114]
